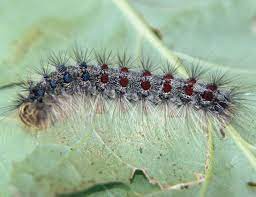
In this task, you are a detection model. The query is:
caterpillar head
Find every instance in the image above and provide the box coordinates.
[18,102,52,129]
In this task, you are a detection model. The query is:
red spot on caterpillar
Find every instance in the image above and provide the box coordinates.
[100,74,109,83]
[207,84,217,91]
[143,71,152,77]
[101,64,108,70]
[119,77,129,87]
[185,78,197,96]
[120,67,129,73]
[187,78,197,85]
[185,85,193,96]
[163,73,173,81]
[202,91,214,101]
[141,80,151,90]
[163,82,172,93]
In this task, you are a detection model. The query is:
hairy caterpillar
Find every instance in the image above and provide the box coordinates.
[1,47,247,137]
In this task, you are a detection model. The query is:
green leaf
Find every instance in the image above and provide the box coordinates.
[0,0,256,196]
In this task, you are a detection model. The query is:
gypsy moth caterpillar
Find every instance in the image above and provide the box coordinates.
[1,47,252,139]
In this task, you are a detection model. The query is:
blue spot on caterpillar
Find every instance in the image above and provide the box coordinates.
[82,71,90,81]
[63,72,73,83]
[49,80,57,89]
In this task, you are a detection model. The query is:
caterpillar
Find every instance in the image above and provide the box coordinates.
[1,47,246,136]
